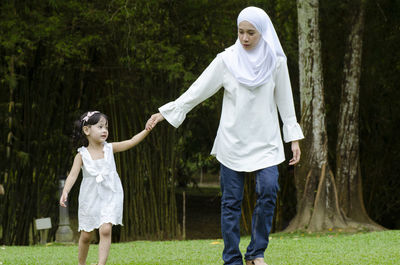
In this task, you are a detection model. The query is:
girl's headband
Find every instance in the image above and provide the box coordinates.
[82,111,99,123]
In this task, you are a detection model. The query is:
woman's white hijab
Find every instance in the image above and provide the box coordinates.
[220,6,286,88]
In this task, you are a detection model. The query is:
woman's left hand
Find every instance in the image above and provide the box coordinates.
[289,141,301,165]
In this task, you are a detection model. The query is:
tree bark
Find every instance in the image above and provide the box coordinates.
[286,0,347,232]
[335,0,383,230]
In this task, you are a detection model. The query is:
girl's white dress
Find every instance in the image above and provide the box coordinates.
[77,142,123,232]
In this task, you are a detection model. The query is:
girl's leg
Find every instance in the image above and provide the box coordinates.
[78,231,93,265]
[98,223,112,265]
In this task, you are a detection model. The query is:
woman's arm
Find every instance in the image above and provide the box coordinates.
[274,59,304,143]
[112,129,150,153]
[274,59,304,165]
[150,56,225,129]
[59,153,83,207]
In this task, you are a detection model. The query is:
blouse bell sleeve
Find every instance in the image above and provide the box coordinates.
[158,56,224,128]
[274,58,305,143]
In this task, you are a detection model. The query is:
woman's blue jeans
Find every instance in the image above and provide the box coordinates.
[220,164,279,265]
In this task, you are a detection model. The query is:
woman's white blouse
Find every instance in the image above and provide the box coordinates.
[159,54,304,172]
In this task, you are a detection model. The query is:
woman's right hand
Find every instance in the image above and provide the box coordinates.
[59,191,68,207]
[146,113,165,130]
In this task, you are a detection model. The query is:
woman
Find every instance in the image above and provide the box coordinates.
[147,6,304,265]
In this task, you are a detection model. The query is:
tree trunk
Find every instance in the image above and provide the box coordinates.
[335,0,383,230]
[286,0,347,232]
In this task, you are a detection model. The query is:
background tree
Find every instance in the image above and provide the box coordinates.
[287,0,347,231]
[335,0,381,229]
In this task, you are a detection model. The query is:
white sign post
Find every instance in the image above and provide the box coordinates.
[35,217,52,244]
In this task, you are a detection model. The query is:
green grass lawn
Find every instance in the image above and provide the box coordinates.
[1,230,399,265]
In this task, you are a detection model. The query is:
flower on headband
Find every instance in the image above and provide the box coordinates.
[82,111,99,123]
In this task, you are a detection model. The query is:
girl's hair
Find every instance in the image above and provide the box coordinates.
[72,111,108,147]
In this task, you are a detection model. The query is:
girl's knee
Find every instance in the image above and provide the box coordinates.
[80,231,92,243]
[99,223,112,237]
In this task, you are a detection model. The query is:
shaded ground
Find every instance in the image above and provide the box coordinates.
[64,184,223,243]
[176,185,221,240]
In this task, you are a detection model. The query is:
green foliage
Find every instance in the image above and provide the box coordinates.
[359,0,400,229]
[320,0,400,228]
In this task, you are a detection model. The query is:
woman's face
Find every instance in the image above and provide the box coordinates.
[238,21,261,50]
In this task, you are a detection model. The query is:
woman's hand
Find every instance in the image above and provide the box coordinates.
[145,113,165,131]
[289,140,301,165]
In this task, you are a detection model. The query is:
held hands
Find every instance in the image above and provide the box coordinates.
[289,140,301,165]
[59,191,68,207]
[145,113,165,131]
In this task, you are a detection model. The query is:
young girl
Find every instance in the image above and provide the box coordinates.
[60,111,150,265]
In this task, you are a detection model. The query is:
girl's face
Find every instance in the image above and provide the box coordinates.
[238,21,261,50]
[84,116,109,144]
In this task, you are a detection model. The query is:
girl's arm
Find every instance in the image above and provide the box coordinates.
[112,129,150,153]
[59,153,83,207]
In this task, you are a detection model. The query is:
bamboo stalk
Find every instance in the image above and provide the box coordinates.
[182,191,186,239]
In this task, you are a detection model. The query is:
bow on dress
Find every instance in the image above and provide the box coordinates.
[79,143,118,200]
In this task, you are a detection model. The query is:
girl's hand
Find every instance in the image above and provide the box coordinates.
[289,140,301,165]
[145,113,165,130]
[59,191,68,207]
